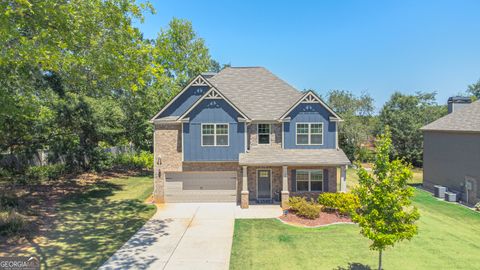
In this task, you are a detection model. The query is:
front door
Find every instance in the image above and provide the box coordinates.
[257,170,271,199]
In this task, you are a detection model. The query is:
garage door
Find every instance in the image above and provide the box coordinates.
[164,171,237,202]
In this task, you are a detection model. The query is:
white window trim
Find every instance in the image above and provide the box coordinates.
[201,123,229,147]
[296,122,324,145]
[257,123,271,145]
[296,170,324,192]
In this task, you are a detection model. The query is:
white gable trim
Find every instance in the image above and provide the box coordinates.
[149,75,213,122]
[279,91,342,121]
[177,87,250,121]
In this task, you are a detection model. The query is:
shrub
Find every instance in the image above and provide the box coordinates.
[23,164,67,183]
[0,210,27,236]
[288,197,321,219]
[318,192,360,216]
[112,151,153,170]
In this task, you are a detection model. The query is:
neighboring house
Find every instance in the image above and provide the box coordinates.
[421,97,480,205]
[151,67,350,208]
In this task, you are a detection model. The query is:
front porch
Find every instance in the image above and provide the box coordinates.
[239,165,347,209]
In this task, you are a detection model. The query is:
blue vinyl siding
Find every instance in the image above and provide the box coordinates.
[159,86,209,117]
[183,99,245,161]
[284,103,337,149]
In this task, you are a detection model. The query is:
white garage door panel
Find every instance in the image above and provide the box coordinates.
[165,171,237,202]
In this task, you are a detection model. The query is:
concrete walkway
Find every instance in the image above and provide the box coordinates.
[99,203,281,270]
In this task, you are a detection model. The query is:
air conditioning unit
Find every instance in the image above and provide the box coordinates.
[444,192,457,202]
[434,185,446,198]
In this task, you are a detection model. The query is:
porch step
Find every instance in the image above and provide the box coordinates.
[256,199,273,204]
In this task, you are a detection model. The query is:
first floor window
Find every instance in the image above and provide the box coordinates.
[202,124,229,146]
[296,123,323,145]
[258,123,271,144]
[296,170,323,191]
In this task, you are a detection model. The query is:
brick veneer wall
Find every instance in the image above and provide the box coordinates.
[245,166,283,201]
[248,123,282,149]
[153,123,183,202]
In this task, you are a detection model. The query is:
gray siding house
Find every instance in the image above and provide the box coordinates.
[150,67,350,208]
[421,98,480,205]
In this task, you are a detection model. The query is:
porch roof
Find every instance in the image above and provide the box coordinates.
[239,148,351,166]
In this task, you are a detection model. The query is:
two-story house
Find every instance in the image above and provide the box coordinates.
[151,67,350,208]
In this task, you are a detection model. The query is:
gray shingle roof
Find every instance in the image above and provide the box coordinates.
[239,148,351,166]
[421,100,480,132]
[207,67,303,120]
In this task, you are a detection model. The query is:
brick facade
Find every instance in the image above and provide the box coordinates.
[153,123,183,202]
[247,123,282,149]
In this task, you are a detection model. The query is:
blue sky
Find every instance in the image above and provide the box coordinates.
[136,0,480,110]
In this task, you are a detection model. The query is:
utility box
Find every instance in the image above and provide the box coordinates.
[445,192,457,202]
[434,185,446,198]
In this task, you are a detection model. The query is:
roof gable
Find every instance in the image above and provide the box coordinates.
[150,75,212,122]
[280,91,342,121]
[178,87,249,120]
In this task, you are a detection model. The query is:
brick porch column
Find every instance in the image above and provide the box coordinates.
[281,165,289,209]
[241,166,249,208]
[340,165,347,192]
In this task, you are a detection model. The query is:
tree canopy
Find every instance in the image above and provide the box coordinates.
[378,92,447,167]
[1,0,217,171]
[326,90,376,161]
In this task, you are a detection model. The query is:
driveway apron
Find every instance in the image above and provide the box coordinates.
[99,203,235,270]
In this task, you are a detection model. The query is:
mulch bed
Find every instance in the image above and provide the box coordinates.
[279,211,353,227]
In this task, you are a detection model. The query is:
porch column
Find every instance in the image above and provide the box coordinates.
[340,165,347,192]
[241,166,249,208]
[281,165,290,209]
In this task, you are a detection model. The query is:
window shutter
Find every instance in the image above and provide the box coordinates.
[291,170,296,192]
[323,169,329,192]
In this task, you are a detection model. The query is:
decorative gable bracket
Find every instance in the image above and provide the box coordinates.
[301,92,318,103]
[192,76,209,86]
[204,89,222,99]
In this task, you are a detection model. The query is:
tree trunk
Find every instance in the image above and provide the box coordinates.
[378,249,383,270]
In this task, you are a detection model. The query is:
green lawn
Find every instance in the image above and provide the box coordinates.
[346,166,423,191]
[28,176,156,269]
[230,189,480,270]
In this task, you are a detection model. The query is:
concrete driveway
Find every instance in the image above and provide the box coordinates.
[99,203,281,270]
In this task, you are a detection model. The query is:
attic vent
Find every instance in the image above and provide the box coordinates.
[302,93,318,103]
[205,89,222,99]
[192,76,208,86]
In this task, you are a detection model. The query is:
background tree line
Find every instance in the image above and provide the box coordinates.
[1,0,478,177]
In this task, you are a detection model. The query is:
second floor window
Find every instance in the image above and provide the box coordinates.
[296,123,323,145]
[257,124,271,144]
[202,124,229,146]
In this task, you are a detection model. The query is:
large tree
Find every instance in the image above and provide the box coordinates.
[0,1,218,171]
[378,92,446,167]
[353,129,420,270]
[326,90,376,161]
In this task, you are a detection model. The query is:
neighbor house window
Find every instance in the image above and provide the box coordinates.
[202,124,229,146]
[296,170,323,192]
[257,124,271,144]
[296,123,323,145]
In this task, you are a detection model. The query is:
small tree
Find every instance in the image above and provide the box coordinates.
[352,128,420,270]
